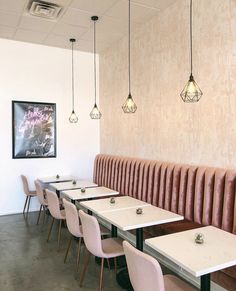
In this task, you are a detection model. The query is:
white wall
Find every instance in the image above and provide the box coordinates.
[0,38,100,216]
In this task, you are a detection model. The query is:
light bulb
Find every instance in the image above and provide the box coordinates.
[122,93,137,113]
[69,110,78,123]
[90,104,102,119]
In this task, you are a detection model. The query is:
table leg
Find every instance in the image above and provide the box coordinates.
[136,228,143,251]
[56,190,60,197]
[111,225,117,237]
[201,274,211,291]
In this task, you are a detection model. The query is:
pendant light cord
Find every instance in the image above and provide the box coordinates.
[128,0,131,95]
[71,40,75,111]
[190,0,193,76]
[94,20,97,104]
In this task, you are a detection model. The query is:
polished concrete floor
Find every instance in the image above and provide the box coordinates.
[0,212,123,291]
[0,212,226,291]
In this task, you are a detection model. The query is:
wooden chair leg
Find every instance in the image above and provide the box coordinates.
[36,205,43,225]
[64,235,73,263]
[114,257,117,274]
[47,217,54,242]
[58,219,62,250]
[80,250,91,287]
[76,237,82,272]
[43,206,46,224]
[99,258,104,291]
[26,196,31,217]
[23,196,29,214]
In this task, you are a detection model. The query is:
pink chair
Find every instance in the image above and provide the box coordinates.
[79,210,124,291]
[21,175,37,216]
[63,198,83,271]
[123,241,196,291]
[34,180,48,225]
[46,189,66,250]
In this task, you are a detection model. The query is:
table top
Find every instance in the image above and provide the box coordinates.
[38,175,74,184]
[98,205,183,231]
[49,180,97,192]
[80,196,149,214]
[145,226,236,277]
[62,186,119,201]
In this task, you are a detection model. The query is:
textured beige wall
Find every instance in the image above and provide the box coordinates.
[99,0,236,168]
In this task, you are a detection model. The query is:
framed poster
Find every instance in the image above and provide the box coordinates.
[12,101,56,159]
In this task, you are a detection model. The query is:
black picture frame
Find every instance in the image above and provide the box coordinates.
[12,101,57,159]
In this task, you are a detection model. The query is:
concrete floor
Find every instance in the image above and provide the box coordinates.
[0,212,122,291]
[0,212,226,291]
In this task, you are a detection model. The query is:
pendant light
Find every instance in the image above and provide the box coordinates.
[180,0,202,103]
[122,0,137,113]
[90,16,102,119]
[69,38,78,123]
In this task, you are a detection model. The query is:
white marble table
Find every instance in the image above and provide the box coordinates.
[38,175,74,184]
[145,226,236,291]
[62,186,119,203]
[80,196,149,215]
[98,204,183,250]
[50,180,97,194]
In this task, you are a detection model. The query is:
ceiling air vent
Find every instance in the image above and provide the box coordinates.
[28,1,62,20]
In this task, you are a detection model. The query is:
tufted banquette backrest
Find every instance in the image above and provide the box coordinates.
[93,154,236,234]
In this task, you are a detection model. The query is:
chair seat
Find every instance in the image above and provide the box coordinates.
[101,237,124,258]
[164,274,196,291]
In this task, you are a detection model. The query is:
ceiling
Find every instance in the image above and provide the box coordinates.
[0,0,176,53]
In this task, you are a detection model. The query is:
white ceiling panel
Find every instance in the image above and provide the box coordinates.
[71,0,119,15]
[0,0,26,13]
[19,15,56,33]
[0,25,16,38]
[52,22,87,38]
[105,0,159,24]
[14,28,48,43]
[61,8,93,28]
[0,11,21,27]
[0,0,172,53]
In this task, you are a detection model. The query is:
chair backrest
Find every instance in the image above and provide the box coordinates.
[45,189,62,219]
[21,175,30,196]
[79,210,103,257]
[123,241,165,291]
[63,199,82,238]
[34,180,47,206]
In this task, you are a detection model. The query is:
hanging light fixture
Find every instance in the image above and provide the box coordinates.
[122,0,137,113]
[90,16,102,119]
[69,38,78,123]
[180,0,202,103]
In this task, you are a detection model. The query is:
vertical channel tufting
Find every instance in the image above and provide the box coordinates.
[158,163,168,208]
[178,166,189,216]
[211,169,226,229]
[128,159,137,197]
[163,164,174,211]
[120,158,128,195]
[93,154,99,184]
[137,161,145,201]
[185,166,197,221]
[141,162,151,202]
[117,157,125,193]
[124,159,132,196]
[147,162,156,204]
[202,168,215,225]
[193,167,206,224]
[152,163,162,206]
[133,160,141,199]
[222,170,236,232]
[103,155,109,187]
[106,156,113,188]
[171,165,181,213]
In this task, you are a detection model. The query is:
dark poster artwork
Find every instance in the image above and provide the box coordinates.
[12,101,56,159]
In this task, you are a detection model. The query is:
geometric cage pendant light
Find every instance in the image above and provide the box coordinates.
[180,0,203,103]
[69,38,79,123]
[90,16,102,119]
[122,0,137,113]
